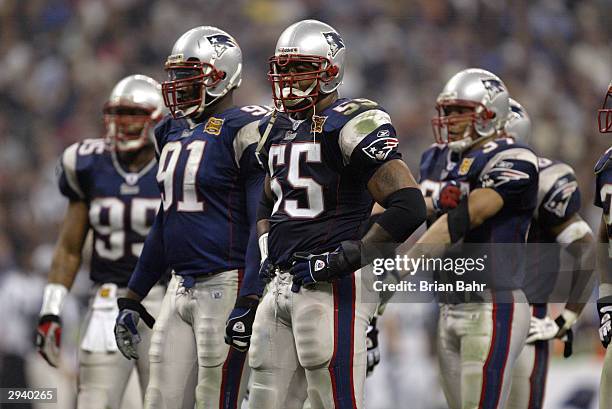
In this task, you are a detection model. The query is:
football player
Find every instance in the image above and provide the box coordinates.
[411,68,535,409]
[595,81,612,409]
[113,26,268,409]
[35,74,166,409]
[250,19,426,409]
[502,99,595,409]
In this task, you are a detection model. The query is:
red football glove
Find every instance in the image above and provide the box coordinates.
[433,181,462,212]
[36,314,62,368]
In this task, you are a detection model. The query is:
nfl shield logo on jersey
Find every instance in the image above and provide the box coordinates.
[206,34,237,58]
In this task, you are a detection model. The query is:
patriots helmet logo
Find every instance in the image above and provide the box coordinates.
[481,78,505,100]
[362,136,399,162]
[510,103,525,117]
[206,34,237,58]
[322,31,345,58]
[544,179,578,218]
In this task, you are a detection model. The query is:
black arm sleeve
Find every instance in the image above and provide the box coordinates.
[375,187,427,243]
[257,188,273,222]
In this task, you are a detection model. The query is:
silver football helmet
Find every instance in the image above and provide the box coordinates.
[162,26,242,118]
[432,68,510,153]
[599,81,612,133]
[268,19,346,113]
[504,98,532,142]
[103,74,165,152]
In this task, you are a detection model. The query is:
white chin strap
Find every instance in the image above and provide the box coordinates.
[117,138,146,152]
[280,81,317,107]
[448,125,494,153]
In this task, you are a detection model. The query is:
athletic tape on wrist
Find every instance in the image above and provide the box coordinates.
[259,233,269,261]
[600,283,612,298]
[40,283,68,316]
[555,220,592,246]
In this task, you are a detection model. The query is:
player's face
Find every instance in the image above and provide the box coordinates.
[104,105,154,151]
[276,61,319,92]
[442,105,475,141]
[167,67,203,106]
[162,62,224,118]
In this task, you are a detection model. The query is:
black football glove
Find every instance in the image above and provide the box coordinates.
[258,257,277,283]
[598,296,612,348]
[289,240,361,293]
[366,317,381,376]
[225,296,259,352]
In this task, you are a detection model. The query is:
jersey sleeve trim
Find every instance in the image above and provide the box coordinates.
[477,147,538,181]
[61,143,85,199]
[338,109,392,164]
[233,121,261,167]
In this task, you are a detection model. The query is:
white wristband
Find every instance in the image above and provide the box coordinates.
[40,283,68,316]
[258,233,269,261]
[600,283,612,298]
[560,309,578,330]
[555,220,592,247]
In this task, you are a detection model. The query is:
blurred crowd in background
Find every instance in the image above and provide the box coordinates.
[0,0,610,407]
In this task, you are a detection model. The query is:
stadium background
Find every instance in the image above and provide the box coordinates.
[0,0,610,408]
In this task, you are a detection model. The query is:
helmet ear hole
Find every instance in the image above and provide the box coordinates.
[327,65,339,77]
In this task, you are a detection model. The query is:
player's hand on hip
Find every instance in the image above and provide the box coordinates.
[225,296,259,352]
[433,181,463,213]
[258,257,276,283]
[114,298,155,360]
[35,314,62,368]
[598,296,612,348]
[366,317,381,377]
[289,241,361,293]
[526,316,560,343]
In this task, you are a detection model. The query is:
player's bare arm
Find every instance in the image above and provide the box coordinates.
[47,200,90,289]
[36,199,90,367]
[549,214,595,316]
[415,187,503,246]
[598,215,612,290]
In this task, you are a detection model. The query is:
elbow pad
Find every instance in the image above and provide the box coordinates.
[375,187,427,242]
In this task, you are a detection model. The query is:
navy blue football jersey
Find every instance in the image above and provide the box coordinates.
[419,137,539,242]
[260,98,401,266]
[57,139,160,286]
[523,158,581,301]
[128,105,269,298]
[419,137,539,292]
[595,147,612,248]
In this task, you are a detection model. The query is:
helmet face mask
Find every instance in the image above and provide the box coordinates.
[432,100,495,151]
[104,74,165,153]
[431,68,509,153]
[104,104,157,152]
[599,84,612,133]
[268,54,338,113]
[161,27,243,120]
[162,61,226,119]
[269,20,346,114]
